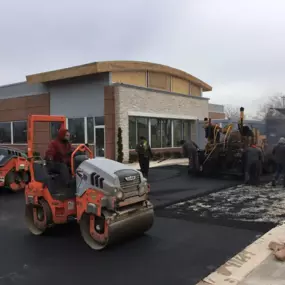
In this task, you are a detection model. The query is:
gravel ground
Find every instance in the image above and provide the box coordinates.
[156,182,285,232]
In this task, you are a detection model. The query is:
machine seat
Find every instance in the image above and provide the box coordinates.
[33,161,77,200]
[73,154,88,172]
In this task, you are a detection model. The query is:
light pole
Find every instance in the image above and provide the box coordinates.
[282,95,285,108]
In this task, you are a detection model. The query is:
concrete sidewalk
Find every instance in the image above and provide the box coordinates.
[125,158,189,169]
[196,223,285,285]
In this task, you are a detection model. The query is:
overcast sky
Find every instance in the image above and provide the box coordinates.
[1,0,285,116]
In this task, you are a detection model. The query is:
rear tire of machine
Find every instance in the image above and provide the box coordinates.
[5,171,19,192]
[25,199,52,236]
[79,213,108,251]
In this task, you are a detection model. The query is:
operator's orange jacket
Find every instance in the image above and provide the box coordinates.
[45,128,73,165]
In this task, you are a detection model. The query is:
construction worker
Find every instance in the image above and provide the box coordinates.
[180,139,199,174]
[272,137,285,186]
[135,136,153,178]
[203,118,220,143]
[45,128,74,186]
[244,142,263,185]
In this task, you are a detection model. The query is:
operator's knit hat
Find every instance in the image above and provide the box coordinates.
[58,128,69,139]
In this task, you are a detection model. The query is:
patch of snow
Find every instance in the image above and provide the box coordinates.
[171,183,285,224]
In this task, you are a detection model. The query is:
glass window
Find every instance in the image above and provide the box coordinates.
[183,120,191,141]
[137,117,148,141]
[87,117,94,143]
[50,122,63,140]
[161,119,172,147]
[68,118,85,143]
[128,116,137,149]
[150,118,161,148]
[13,121,27,143]
[173,120,183,146]
[0,122,11,143]
[95,116,104,126]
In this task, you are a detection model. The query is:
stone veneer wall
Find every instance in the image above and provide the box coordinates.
[113,84,209,162]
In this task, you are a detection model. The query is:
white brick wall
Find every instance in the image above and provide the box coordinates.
[114,85,209,162]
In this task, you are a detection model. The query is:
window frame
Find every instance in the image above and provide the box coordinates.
[150,117,162,148]
[0,122,12,144]
[0,117,104,145]
[128,116,194,150]
[128,116,137,149]
[136,117,149,143]
[87,117,95,144]
[173,119,183,147]
[12,120,27,144]
[66,117,86,144]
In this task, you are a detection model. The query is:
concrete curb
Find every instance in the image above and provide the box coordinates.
[126,160,189,170]
[196,224,285,285]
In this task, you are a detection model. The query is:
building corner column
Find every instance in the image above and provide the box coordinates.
[114,86,129,163]
[104,86,116,160]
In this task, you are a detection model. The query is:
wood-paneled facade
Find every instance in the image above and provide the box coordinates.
[111,70,202,97]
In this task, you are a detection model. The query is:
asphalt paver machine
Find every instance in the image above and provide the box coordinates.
[25,115,154,250]
[196,107,272,177]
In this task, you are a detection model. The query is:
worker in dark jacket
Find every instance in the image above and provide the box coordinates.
[46,128,73,165]
[244,143,263,185]
[136,136,152,178]
[272,137,285,186]
[45,128,74,185]
[180,139,199,174]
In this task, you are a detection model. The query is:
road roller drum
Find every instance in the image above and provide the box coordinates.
[80,202,154,250]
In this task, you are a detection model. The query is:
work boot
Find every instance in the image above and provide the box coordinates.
[272,180,276,187]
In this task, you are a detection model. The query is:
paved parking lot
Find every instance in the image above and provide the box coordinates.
[0,166,263,285]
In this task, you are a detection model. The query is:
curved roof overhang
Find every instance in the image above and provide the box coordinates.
[26,60,212,91]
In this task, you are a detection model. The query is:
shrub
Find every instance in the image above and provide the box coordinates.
[117,127,124,163]
[172,151,182,158]
[129,152,137,163]
[152,152,162,161]
[163,151,172,159]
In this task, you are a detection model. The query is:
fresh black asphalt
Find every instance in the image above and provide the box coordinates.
[0,165,263,285]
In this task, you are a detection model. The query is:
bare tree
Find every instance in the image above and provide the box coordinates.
[255,93,285,120]
[224,104,240,120]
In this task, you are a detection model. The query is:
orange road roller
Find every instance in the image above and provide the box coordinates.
[0,147,29,192]
[24,114,154,250]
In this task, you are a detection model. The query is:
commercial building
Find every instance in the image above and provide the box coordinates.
[208,103,225,119]
[0,60,221,162]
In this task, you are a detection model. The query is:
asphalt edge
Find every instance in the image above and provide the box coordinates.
[126,160,189,169]
[153,182,240,210]
[195,223,285,285]
[153,175,272,210]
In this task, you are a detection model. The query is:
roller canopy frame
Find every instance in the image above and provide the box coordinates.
[27,115,66,158]
[27,114,67,182]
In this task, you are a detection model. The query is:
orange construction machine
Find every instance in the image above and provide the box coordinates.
[0,147,29,191]
[25,115,154,250]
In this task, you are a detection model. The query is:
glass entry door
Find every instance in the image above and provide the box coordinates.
[94,126,105,157]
